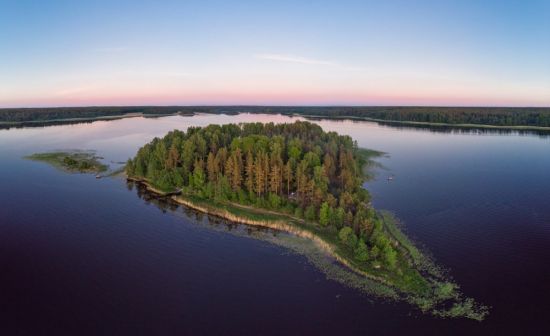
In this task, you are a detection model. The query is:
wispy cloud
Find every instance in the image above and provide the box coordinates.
[255,53,365,72]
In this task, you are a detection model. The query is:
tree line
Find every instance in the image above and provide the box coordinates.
[126,121,398,269]
[2,106,550,127]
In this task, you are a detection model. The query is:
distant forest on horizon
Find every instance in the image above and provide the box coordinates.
[1,105,550,127]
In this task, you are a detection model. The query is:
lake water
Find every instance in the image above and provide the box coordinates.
[1,113,549,335]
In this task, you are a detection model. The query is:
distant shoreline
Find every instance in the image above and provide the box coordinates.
[2,109,550,132]
[297,114,550,131]
[0,112,192,128]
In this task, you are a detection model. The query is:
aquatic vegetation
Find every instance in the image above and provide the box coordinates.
[26,151,108,174]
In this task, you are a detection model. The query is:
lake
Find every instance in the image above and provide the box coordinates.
[1,113,549,335]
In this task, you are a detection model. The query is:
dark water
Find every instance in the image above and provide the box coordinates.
[1,114,549,335]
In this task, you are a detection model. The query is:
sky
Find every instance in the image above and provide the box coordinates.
[0,0,549,107]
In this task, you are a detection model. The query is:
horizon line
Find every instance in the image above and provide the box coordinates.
[1,104,549,110]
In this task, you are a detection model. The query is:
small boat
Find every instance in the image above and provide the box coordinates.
[387,175,394,181]
[95,174,102,179]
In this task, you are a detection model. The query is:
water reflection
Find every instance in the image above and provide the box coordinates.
[303,116,550,138]
[374,120,550,137]
[129,180,282,238]
[4,113,550,138]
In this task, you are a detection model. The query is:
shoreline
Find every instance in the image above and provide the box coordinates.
[295,113,550,131]
[3,111,550,132]
[0,111,192,128]
[128,176,392,287]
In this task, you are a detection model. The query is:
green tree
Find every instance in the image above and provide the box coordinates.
[333,207,345,228]
[319,202,331,226]
[193,164,205,191]
[338,227,357,248]
[354,238,369,262]
[125,158,135,176]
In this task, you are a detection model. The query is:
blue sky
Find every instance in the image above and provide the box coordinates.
[0,0,548,107]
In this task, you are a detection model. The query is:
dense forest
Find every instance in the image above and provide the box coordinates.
[126,121,398,269]
[0,106,193,123]
[2,105,550,127]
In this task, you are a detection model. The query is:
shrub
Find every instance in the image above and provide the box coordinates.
[268,193,282,209]
[370,245,380,259]
[282,203,295,214]
[305,205,317,221]
[237,189,248,204]
[435,282,457,300]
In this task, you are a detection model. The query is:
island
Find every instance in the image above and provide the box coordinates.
[125,121,488,320]
[26,151,108,174]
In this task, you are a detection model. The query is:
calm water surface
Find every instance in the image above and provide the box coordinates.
[1,114,549,335]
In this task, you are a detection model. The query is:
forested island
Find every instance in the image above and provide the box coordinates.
[2,105,550,129]
[126,121,488,320]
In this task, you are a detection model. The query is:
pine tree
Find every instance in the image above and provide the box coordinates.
[283,160,293,196]
[245,151,255,193]
[206,152,218,183]
[233,148,243,190]
[323,153,336,182]
[262,152,270,195]
[216,148,228,176]
[224,156,235,189]
[229,152,242,191]
[254,155,265,197]
[269,165,281,194]
[166,145,179,169]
